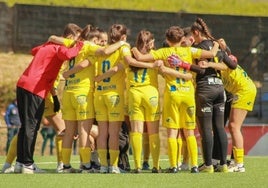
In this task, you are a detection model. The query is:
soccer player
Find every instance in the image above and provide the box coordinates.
[49,24,127,173]
[132,25,219,173]
[190,18,229,173]
[125,30,161,173]
[199,40,257,172]
[2,79,66,173]
[94,24,161,173]
[14,23,83,174]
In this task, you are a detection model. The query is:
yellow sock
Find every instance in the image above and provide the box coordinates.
[62,148,72,166]
[130,132,142,169]
[233,147,244,164]
[6,135,17,164]
[186,135,198,167]
[55,135,63,163]
[109,149,120,167]
[149,134,160,169]
[177,138,183,165]
[167,138,177,168]
[98,149,108,166]
[79,147,91,164]
[143,133,150,162]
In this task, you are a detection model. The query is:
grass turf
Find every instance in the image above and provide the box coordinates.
[0,155,267,188]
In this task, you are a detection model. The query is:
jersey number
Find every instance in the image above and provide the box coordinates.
[134,68,147,83]
[102,60,111,82]
[176,67,186,84]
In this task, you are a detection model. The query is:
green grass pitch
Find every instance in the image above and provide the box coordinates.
[0,155,267,188]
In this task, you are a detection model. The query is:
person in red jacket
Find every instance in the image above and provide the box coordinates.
[14,23,83,174]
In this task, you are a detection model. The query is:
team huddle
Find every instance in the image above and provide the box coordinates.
[1,17,256,174]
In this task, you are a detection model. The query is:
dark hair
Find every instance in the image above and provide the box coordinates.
[165,26,184,43]
[162,41,169,47]
[183,27,191,37]
[108,24,127,44]
[191,18,215,40]
[62,23,82,38]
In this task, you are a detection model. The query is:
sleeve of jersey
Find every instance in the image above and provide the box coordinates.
[190,47,202,59]
[122,46,131,56]
[150,49,163,60]
[86,42,101,56]
[63,38,75,47]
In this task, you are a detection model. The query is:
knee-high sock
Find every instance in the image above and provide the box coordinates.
[143,133,150,162]
[109,150,120,167]
[186,135,198,167]
[55,135,63,163]
[149,134,160,169]
[233,147,244,165]
[62,148,72,166]
[130,132,142,169]
[6,135,17,164]
[98,149,108,166]
[167,138,177,168]
[79,147,91,165]
[177,138,183,166]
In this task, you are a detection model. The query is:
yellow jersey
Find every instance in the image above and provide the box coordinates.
[63,39,100,92]
[151,47,202,92]
[221,65,255,94]
[96,44,130,93]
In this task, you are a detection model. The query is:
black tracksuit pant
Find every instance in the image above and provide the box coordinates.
[16,87,45,165]
[196,81,228,166]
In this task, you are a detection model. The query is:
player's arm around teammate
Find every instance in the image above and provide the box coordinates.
[15,23,83,174]
[200,40,257,172]
[190,18,229,173]
[122,30,162,173]
[59,26,100,173]
[132,26,219,173]
[94,24,131,174]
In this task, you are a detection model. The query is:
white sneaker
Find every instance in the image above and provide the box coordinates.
[14,162,23,173]
[22,164,46,174]
[1,163,14,173]
[56,162,64,173]
[228,164,245,173]
[109,166,121,174]
[100,166,108,173]
[234,165,246,172]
